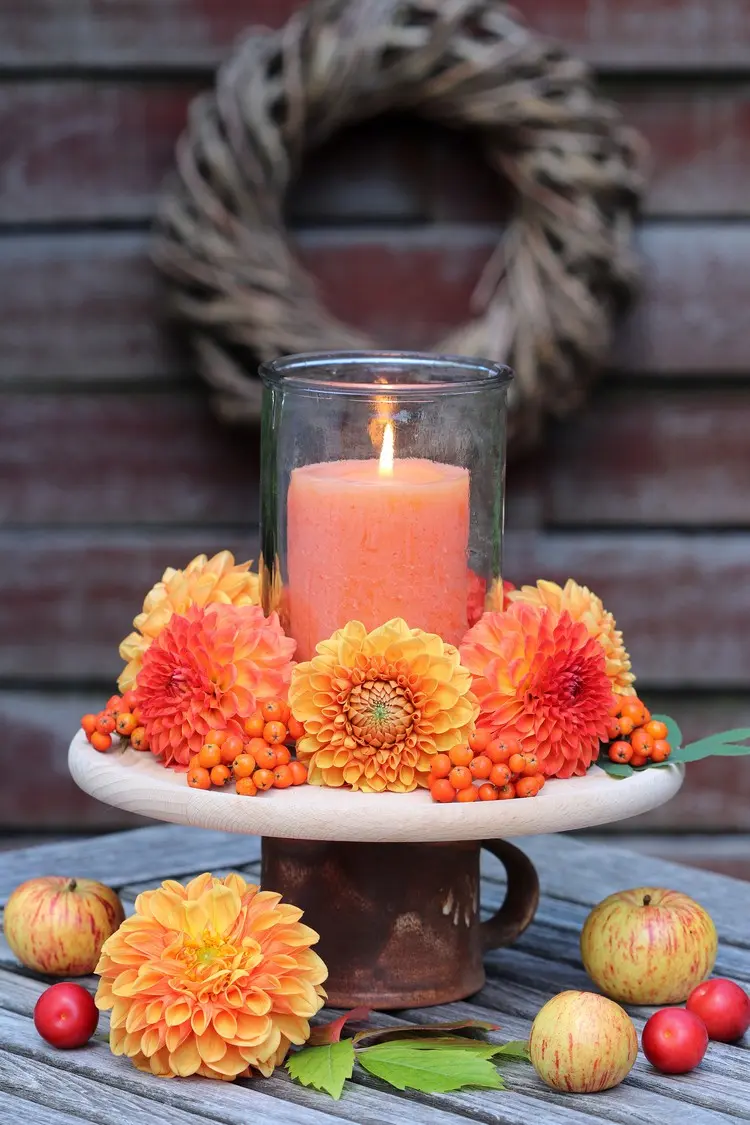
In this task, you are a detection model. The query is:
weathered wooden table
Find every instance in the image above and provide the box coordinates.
[1,826,748,1125]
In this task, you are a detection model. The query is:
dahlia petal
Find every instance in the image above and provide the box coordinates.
[197,1027,228,1064]
[169,1037,202,1076]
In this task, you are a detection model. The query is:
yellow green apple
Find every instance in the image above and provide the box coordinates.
[4,876,125,976]
[581,887,717,1004]
[529,990,638,1093]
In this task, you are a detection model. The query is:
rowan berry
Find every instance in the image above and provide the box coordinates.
[521,754,540,776]
[497,782,516,800]
[106,695,122,715]
[198,743,222,769]
[620,698,649,726]
[263,720,287,745]
[489,763,512,788]
[448,766,473,791]
[629,753,649,768]
[508,753,527,776]
[274,745,292,766]
[210,764,231,787]
[430,753,452,779]
[273,764,294,789]
[254,746,278,771]
[120,690,138,712]
[532,774,546,792]
[90,732,112,753]
[212,730,228,746]
[253,769,275,791]
[262,700,288,724]
[645,720,669,741]
[606,719,623,740]
[468,729,491,753]
[469,755,492,780]
[449,744,474,768]
[130,726,149,751]
[187,766,211,790]
[477,783,499,801]
[631,729,654,757]
[244,711,266,738]
[232,753,256,779]
[81,714,97,737]
[431,779,456,803]
[287,716,305,741]
[115,712,137,737]
[457,785,479,802]
[486,736,520,764]
[650,740,672,763]
[617,715,635,736]
[235,777,258,797]
[95,712,116,736]
[609,741,634,764]
[289,760,308,785]
[220,734,245,765]
[516,777,538,798]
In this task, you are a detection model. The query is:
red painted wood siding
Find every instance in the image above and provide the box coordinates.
[1,0,748,830]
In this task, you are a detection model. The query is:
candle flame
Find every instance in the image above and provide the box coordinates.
[379,421,395,476]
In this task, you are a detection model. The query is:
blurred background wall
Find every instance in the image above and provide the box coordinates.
[1,1,749,863]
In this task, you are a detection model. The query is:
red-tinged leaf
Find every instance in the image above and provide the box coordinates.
[308,1007,372,1046]
[353,1017,498,1049]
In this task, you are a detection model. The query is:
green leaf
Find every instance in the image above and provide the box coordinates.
[286,1040,354,1100]
[308,1007,371,1046]
[651,713,683,748]
[597,759,634,779]
[357,1043,505,1093]
[671,728,750,764]
[491,1040,531,1061]
[352,1017,498,1050]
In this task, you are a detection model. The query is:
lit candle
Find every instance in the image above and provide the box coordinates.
[287,417,470,660]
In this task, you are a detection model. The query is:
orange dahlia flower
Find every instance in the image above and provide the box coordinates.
[137,604,295,767]
[509,578,635,696]
[460,602,613,778]
[289,617,478,792]
[95,872,326,1080]
[118,551,261,691]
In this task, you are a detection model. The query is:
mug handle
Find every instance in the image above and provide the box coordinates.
[479,839,540,952]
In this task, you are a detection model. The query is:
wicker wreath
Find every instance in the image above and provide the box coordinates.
[153,0,645,453]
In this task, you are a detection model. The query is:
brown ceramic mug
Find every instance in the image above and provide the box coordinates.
[261,837,540,1009]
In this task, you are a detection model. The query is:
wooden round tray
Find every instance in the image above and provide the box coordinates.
[69,730,684,843]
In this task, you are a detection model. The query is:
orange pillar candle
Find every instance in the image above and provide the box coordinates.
[287,434,470,660]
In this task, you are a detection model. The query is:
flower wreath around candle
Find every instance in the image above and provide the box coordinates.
[289,617,479,793]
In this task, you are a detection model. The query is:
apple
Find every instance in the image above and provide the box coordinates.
[580,887,717,1004]
[529,990,638,1093]
[34,982,99,1049]
[4,876,125,976]
[687,978,750,1042]
[641,1008,708,1074]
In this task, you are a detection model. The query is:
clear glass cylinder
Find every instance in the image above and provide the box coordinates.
[259,351,512,661]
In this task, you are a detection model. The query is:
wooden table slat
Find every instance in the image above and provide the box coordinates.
[0,1087,100,1125]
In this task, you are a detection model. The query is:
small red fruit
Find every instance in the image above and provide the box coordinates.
[80,714,97,737]
[477,783,499,801]
[469,754,492,780]
[686,978,750,1042]
[210,764,231,787]
[34,982,98,1049]
[448,766,472,791]
[95,711,116,736]
[456,785,479,802]
[468,729,491,753]
[253,768,275,791]
[430,753,452,779]
[641,1008,708,1074]
[489,763,512,788]
[609,740,634,764]
[115,712,137,737]
[289,760,308,785]
[287,716,305,741]
[90,732,112,753]
[263,720,287,745]
[515,776,538,798]
[273,764,294,789]
[220,734,245,765]
[430,779,455,803]
[105,695,122,715]
[187,766,211,790]
[130,726,149,751]
[486,737,520,764]
[235,777,258,797]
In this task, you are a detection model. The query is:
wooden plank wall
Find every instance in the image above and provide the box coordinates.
[1,0,749,833]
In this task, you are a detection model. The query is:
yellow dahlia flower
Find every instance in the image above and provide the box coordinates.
[95,873,326,1081]
[289,617,478,793]
[118,551,260,691]
[509,578,635,696]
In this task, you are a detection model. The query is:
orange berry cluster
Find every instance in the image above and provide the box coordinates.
[80,691,148,754]
[606,696,672,767]
[429,730,545,803]
[186,699,307,796]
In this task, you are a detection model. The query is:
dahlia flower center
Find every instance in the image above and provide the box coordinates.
[344,677,415,748]
[178,928,261,985]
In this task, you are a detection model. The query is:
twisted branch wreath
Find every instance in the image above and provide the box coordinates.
[153,0,645,453]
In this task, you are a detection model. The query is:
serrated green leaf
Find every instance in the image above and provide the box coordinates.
[357,1036,500,1055]
[286,1040,354,1100]
[358,1044,505,1093]
[651,713,683,748]
[491,1040,531,1061]
[352,1017,498,1049]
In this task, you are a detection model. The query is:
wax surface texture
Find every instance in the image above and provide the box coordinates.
[287,457,470,660]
